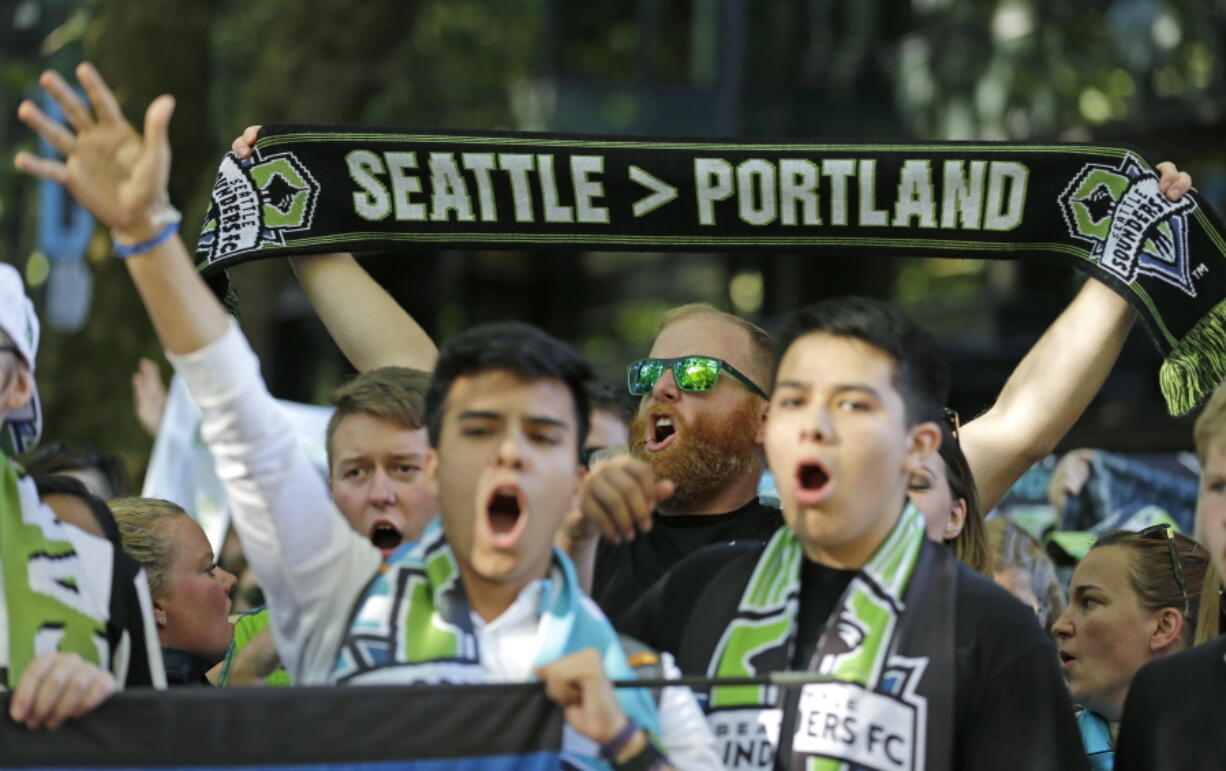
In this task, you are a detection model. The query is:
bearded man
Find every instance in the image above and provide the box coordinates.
[565,305,779,619]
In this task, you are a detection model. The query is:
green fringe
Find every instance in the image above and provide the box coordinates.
[1159,297,1226,416]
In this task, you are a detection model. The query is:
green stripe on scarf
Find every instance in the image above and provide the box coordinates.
[195,127,1226,415]
[334,521,663,766]
[1,459,108,687]
[708,504,950,770]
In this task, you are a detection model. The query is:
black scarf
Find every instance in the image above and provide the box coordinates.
[195,126,1226,415]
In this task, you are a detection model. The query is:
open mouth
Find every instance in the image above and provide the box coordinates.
[1059,650,1075,665]
[794,460,834,506]
[645,414,678,452]
[369,520,404,557]
[486,484,527,549]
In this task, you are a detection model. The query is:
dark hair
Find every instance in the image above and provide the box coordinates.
[1092,529,1209,645]
[425,322,594,454]
[939,420,988,574]
[326,367,430,474]
[33,473,123,546]
[586,381,636,426]
[774,297,950,425]
[20,442,128,499]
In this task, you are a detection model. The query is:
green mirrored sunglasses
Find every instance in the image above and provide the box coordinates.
[627,355,768,399]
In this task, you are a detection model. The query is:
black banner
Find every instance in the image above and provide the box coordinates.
[0,683,563,768]
[193,127,1226,415]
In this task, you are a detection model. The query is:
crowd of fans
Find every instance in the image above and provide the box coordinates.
[2,62,1224,769]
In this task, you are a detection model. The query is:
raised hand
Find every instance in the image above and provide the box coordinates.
[1155,161,1192,201]
[231,124,262,160]
[14,62,175,244]
[131,357,168,437]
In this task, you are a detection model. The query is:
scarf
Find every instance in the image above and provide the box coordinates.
[0,458,109,687]
[1077,709,1115,771]
[194,127,1226,416]
[707,504,955,770]
[333,521,662,766]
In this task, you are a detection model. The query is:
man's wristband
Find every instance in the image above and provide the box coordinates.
[599,720,640,761]
[612,739,669,771]
[600,720,669,770]
[112,206,183,258]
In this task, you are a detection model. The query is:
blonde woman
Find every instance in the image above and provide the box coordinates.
[109,498,237,685]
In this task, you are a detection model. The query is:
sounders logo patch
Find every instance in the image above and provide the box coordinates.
[197,150,320,264]
[1059,154,1198,296]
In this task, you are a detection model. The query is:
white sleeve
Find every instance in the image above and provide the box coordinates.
[166,320,380,684]
[657,651,722,771]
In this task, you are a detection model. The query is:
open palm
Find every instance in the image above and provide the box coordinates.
[14,62,174,240]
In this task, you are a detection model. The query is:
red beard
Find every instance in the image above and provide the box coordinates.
[629,397,763,513]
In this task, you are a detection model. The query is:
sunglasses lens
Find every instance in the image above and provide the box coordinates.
[676,357,720,391]
[629,359,664,395]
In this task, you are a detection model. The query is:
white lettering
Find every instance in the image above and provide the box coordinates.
[346,150,390,221]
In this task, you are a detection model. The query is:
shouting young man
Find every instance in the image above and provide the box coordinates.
[15,63,718,768]
[620,297,1087,769]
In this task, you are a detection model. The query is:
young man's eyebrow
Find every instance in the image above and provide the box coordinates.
[524,415,569,430]
[772,381,883,398]
[829,383,883,398]
[456,410,504,421]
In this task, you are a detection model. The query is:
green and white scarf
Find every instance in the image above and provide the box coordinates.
[708,503,956,770]
[1,458,110,688]
[196,127,1226,416]
[334,520,662,767]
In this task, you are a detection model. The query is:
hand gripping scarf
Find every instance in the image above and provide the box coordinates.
[332,521,662,769]
[195,127,1226,416]
[706,503,955,770]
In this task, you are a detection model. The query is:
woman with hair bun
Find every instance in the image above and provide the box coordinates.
[109,498,237,685]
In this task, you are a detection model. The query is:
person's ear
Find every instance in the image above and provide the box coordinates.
[903,420,942,476]
[153,603,167,628]
[424,448,440,498]
[1,366,33,411]
[1150,607,1186,653]
[944,498,968,541]
[753,399,770,446]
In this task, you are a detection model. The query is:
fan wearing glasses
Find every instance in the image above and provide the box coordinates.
[1052,524,1209,769]
[573,305,778,619]
[570,168,1196,622]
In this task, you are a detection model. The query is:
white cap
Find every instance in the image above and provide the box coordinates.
[0,263,43,454]
[0,263,39,371]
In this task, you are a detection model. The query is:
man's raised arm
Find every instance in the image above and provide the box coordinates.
[960,162,1192,511]
[15,63,378,683]
[232,126,436,373]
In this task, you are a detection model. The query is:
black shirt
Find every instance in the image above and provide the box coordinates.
[620,538,1089,771]
[592,498,782,620]
[162,647,213,686]
[1115,634,1226,771]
